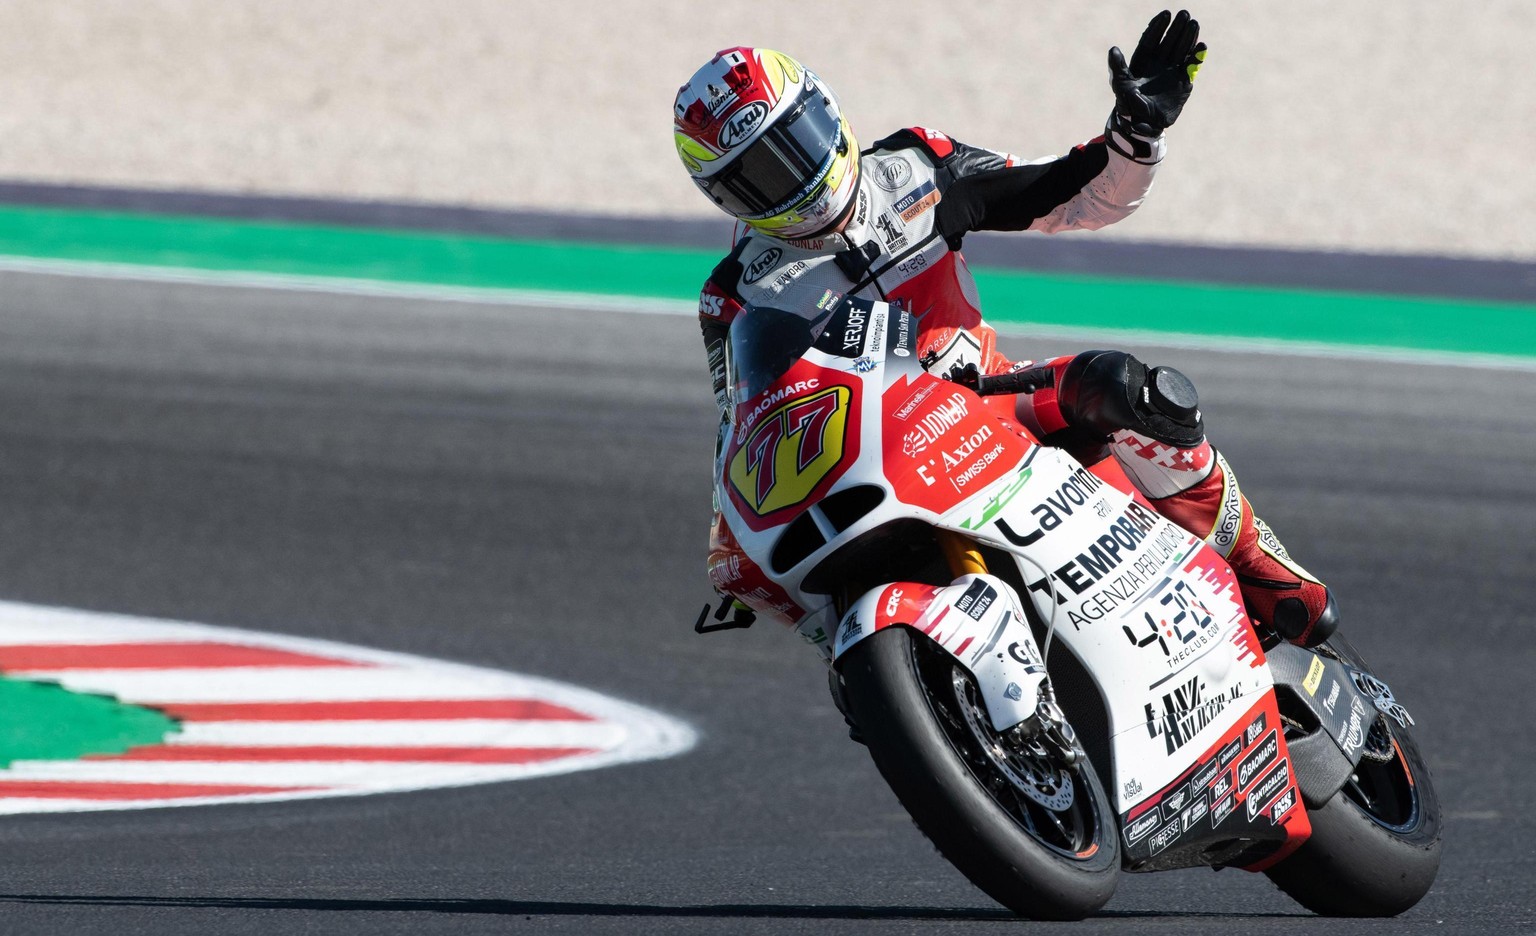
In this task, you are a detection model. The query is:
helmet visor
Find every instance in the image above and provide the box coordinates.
[700,85,845,220]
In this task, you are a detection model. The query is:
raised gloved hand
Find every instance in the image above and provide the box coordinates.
[1108,9,1207,135]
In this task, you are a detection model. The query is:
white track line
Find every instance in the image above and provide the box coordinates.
[0,253,1531,372]
[160,720,628,748]
[0,255,693,315]
[7,668,559,703]
[0,760,610,788]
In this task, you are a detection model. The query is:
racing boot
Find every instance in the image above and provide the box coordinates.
[1111,433,1339,646]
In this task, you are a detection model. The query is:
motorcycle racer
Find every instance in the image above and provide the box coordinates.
[676,11,1337,647]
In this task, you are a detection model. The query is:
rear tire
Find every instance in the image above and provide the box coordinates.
[839,626,1119,920]
[1264,636,1441,916]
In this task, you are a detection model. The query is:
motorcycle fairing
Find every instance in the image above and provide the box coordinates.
[942,435,1276,801]
[880,373,1033,517]
[1264,642,1393,807]
[832,574,1049,732]
[946,440,1316,869]
[717,297,1034,646]
[715,296,1317,867]
[1118,692,1313,872]
[724,357,863,533]
[707,510,811,626]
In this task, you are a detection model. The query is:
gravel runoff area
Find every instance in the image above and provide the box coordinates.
[0,1,1530,261]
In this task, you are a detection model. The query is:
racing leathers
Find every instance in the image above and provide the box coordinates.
[700,120,1335,647]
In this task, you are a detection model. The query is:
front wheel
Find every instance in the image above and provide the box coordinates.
[838,626,1119,920]
[1264,636,1441,916]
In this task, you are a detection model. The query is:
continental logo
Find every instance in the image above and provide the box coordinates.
[729,385,851,517]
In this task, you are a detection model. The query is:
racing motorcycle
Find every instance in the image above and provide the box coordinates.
[697,287,1441,919]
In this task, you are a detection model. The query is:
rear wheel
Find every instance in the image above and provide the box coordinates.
[839,626,1119,920]
[1264,636,1441,916]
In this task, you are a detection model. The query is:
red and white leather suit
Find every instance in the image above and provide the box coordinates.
[700,123,1331,644]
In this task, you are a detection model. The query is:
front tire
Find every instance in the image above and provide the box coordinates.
[839,626,1119,920]
[1264,636,1441,916]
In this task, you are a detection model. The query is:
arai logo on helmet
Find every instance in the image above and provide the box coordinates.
[719,101,770,150]
[743,247,783,285]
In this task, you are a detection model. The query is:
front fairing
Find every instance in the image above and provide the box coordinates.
[716,296,1033,642]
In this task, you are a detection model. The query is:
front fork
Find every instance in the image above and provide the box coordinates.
[931,531,1087,763]
[937,531,1086,765]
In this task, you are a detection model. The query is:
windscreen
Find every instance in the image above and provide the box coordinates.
[726,284,844,406]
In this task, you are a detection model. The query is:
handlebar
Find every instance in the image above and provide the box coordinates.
[947,363,1057,397]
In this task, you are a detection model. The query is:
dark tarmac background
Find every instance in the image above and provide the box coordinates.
[0,269,1530,934]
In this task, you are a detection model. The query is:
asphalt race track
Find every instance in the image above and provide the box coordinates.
[0,270,1531,935]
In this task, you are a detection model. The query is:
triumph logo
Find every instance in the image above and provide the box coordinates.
[1340,696,1368,752]
[718,101,768,149]
[1182,795,1210,831]
[1322,678,1342,714]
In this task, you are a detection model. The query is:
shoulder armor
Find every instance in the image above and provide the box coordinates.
[706,237,754,304]
[871,126,954,164]
[872,127,1011,184]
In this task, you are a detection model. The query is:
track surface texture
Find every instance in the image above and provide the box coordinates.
[0,271,1529,934]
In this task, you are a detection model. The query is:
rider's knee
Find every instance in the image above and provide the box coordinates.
[1057,350,1204,446]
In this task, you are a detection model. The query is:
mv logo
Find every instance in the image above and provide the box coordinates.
[729,387,852,517]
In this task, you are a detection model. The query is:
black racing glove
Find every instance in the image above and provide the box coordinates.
[1108,9,1207,136]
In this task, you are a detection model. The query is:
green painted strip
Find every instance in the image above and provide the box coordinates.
[0,205,705,297]
[971,269,1526,359]
[0,676,178,766]
[0,204,1530,358]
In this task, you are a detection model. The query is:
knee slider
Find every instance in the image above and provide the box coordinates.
[1058,350,1204,447]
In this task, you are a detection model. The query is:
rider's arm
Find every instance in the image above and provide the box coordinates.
[698,242,750,417]
[928,119,1165,239]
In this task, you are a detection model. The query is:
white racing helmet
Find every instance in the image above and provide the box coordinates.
[674,47,859,240]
